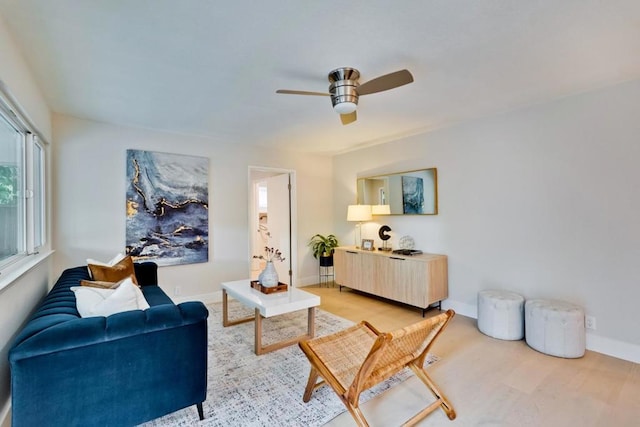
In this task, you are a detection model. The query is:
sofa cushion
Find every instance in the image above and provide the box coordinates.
[71,278,150,318]
[80,279,122,289]
[86,252,125,277]
[88,255,139,285]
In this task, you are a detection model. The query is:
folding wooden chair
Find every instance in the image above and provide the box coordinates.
[299,309,456,427]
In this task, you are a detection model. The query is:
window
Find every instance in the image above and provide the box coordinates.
[0,86,47,271]
[0,114,24,264]
[33,140,45,248]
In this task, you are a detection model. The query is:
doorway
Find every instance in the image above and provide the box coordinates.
[248,167,296,286]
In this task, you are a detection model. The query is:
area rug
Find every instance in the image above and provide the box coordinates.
[141,300,439,427]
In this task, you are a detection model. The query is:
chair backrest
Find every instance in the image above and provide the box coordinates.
[355,310,455,392]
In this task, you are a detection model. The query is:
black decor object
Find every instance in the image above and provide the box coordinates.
[378,225,392,251]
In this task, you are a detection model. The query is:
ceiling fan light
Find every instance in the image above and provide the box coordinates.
[333,102,357,115]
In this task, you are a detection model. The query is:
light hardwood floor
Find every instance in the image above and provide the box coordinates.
[301,284,640,427]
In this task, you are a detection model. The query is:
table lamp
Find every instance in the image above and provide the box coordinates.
[347,205,372,247]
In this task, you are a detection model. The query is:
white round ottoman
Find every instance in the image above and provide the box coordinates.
[477,290,525,340]
[525,299,585,358]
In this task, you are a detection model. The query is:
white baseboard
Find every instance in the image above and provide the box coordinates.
[294,275,320,287]
[442,298,640,364]
[172,291,221,305]
[585,333,640,364]
[441,299,476,319]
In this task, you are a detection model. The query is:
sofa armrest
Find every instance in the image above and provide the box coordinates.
[134,261,158,286]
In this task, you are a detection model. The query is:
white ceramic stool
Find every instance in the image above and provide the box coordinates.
[525,299,585,358]
[477,290,525,340]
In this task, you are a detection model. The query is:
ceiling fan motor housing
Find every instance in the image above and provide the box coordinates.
[329,67,360,111]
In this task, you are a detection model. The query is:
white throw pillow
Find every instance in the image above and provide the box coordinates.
[86,253,126,278]
[72,278,150,318]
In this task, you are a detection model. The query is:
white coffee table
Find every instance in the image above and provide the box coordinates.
[221,279,321,355]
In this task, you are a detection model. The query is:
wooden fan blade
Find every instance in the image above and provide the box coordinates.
[340,111,357,125]
[357,69,414,95]
[276,89,330,96]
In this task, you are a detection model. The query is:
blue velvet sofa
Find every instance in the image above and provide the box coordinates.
[9,262,209,426]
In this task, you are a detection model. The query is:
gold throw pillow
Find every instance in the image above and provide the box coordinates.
[87,255,139,286]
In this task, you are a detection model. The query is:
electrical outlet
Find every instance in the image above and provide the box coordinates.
[585,315,596,330]
[174,286,181,296]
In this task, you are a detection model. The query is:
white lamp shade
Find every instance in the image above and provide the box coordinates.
[371,204,391,215]
[334,102,357,115]
[347,205,372,222]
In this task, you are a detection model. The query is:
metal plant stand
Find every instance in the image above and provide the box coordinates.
[318,255,334,287]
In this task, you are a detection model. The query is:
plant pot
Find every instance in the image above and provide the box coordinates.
[319,254,333,267]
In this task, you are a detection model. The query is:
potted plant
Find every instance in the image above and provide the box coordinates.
[308,234,339,266]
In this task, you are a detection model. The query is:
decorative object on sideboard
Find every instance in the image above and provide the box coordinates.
[346,205,372,248]
[398,235,415,250]
[391,249,423,256]
[378,225,392,251]
[361,239,375,251]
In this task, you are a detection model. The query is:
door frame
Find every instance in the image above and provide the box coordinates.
[248,166,297,287]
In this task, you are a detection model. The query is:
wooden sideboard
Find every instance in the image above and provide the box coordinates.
[333,246,448,314]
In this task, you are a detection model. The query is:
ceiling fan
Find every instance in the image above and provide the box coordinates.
[276,67,414,125]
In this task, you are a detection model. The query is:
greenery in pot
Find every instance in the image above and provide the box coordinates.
[308,234,339,259]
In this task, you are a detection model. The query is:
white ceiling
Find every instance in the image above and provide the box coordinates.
[1,0,639,154]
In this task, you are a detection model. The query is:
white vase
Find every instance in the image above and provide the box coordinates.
[259,261,279,287]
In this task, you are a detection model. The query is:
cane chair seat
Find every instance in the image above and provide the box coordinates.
[299,309,456,427]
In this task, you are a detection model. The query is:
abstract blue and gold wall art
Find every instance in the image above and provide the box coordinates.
[126,149,209,266]
[401,175,424,214]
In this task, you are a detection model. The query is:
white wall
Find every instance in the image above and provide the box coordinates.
[334,79,640,363]
[0,14,52,423]
[0,16,50,140]
[52,114,334,299]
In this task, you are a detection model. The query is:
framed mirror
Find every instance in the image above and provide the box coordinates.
[357,168,437,215]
